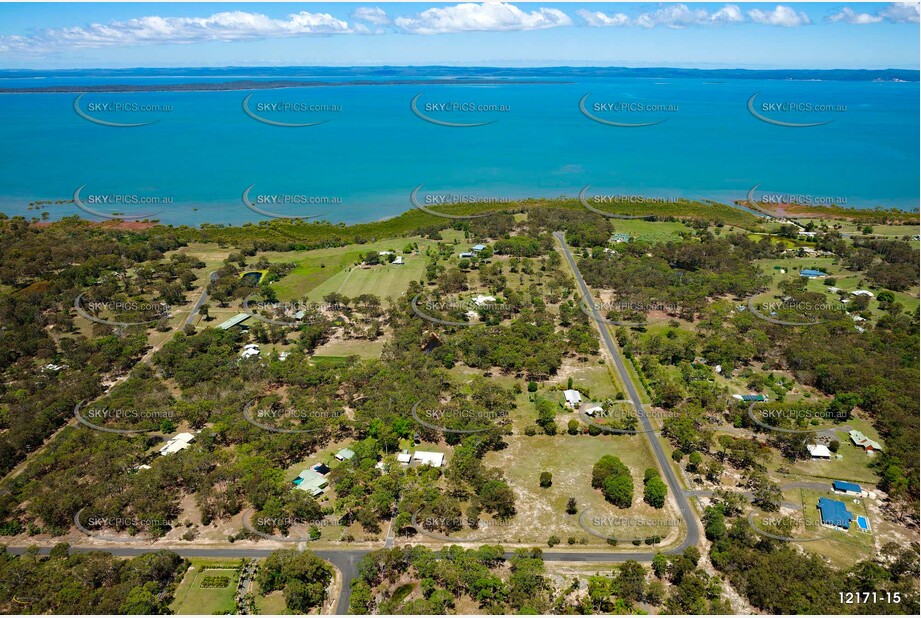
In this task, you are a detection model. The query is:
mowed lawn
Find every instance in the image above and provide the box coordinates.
[170,559,241,615]
[483,433,684,548]
[305,258,424,302]
[261,235,452,302]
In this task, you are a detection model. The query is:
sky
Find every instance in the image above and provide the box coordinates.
[0,2,918,70]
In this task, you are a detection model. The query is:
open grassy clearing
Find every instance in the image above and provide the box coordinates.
[170,558,242,615]
[608,219,690,242]
[483,433,684,549]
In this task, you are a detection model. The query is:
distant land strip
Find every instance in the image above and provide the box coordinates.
[0,78,567,94]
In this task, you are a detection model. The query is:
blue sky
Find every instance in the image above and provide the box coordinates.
[0,2,918,69]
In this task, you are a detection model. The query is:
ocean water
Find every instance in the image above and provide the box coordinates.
[0,68,917,226]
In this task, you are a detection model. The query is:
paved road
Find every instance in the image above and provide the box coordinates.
[7,545,362,615]
[553,231,700,554]
[186,271,219,326]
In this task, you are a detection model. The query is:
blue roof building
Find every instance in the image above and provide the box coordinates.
[818,497,853,530]
[471,244,487,252]
[741,394,767,402]
[800,269,826,278]
[833,480,862,494]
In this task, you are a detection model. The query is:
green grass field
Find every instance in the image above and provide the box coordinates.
[483,433,684,548]
[610,219,689,242]
[170,559,242,615]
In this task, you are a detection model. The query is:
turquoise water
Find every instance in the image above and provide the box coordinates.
[0,69,917,226]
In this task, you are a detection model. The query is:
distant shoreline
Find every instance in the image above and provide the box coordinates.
[0,78,567,94]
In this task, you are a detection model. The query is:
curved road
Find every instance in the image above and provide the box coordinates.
[553,231,700,553]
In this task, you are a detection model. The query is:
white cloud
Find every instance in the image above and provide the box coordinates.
[828,2,920,24]
[710,5,745,24]
[577,9,629,27]
[635,4,710,28]
[748,5,812,27]
[827,7,883,24]
[394,2,572,34]
[0,10,354,52]
[580,4,744,28]
[881,2,921,23]
[352,7,391,26]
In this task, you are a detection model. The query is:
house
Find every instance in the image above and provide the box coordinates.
[378,250,395,256]
[459,252,474,259]
[798,231,817,237]
[294,310,307,320]
[833,480,862,496]
[293,468,328,496]
[563,389,583,408]
[413,451,445,468]
[851,290,874,297]
[610,233,631,243]
[807,444,832,459]
[335,448,355,461]
[799,269,826,278]
[848,430,882,453]
[472,294,496,307]
[397,452,412,464]
[818,497,853,530]
[393,256,404,265]
[218,313,251,330]
[471,244,487,253]
[240,343,260,359]
[584,404,604,416]
[159,432,195,456]
[827,287,841,293]
[734,394,767,402]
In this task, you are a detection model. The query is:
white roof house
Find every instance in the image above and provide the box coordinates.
[807,444,832,459]
[852,290,874,297]
[241,348,260,359]
[393,256,404,265]
[159,432,195,456]
[397,452,412,464]
[564,389,583,408]
[379,250,395,256]
[584,404,603,416]
[413,451,445,468]
[472,294,496,307]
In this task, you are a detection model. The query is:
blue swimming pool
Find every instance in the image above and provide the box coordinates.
[856,516,870,531]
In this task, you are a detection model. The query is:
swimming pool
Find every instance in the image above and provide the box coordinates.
[856,516,870,531]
